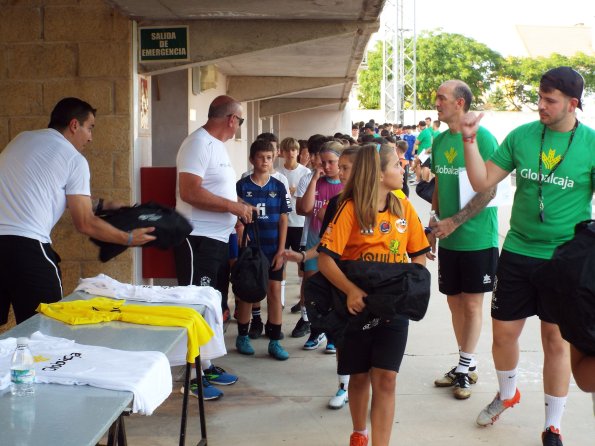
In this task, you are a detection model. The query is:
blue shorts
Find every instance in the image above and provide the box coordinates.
[228,233,238,259]
[304,230,320,272]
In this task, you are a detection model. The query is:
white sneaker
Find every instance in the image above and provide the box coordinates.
[328,387,348,409]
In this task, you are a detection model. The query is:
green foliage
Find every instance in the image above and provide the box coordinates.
[412,31,503,109]
[356,30,595,113]
[357,40,384,109]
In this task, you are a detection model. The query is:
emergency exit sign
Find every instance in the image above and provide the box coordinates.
[139,26,189,62]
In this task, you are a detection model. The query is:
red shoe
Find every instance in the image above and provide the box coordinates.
[349,432,368,446]
[222,308,231,323]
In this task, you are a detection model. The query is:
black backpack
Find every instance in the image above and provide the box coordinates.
[532,220,595,355]
[230,215,270,303]
[91,201,192,262]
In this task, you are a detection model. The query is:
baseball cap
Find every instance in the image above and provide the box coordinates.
[540,66,584,110]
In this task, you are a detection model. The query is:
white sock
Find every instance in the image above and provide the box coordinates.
[455,351,473,374]
[338,374,350,389]
[544,394,567,432]
[201,359,212,370]
[470,356,478,369]
[301,306,309,322]
[496,368,518,400]
[354,429,368,437]
[281,280,286,307]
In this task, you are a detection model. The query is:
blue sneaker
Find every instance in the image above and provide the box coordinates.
[236,335,255,355]
[204,365,238,385]
[180,376,223,401]
[268,340,289,361]
[328,387,348,409]
[325,342,336,354]
[303,332,326,350]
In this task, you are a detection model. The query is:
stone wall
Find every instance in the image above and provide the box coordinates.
[0,0,134,324]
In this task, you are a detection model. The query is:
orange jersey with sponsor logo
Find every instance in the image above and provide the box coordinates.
[319,198,430,263]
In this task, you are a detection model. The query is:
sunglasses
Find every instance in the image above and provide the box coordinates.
[228,114,244,126]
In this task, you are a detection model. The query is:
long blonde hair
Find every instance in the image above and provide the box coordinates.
[340,144,404,230]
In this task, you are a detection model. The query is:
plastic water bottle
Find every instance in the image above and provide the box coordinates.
[10,337,35,396]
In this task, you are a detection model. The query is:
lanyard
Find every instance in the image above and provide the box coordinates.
[537,119,578,222]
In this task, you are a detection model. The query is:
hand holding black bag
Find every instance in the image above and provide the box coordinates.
[230,212,270,303]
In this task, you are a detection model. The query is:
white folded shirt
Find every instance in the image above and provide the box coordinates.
[0,331,172,415]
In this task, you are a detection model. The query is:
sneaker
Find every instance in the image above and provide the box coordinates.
[290,302,301,313]
[264,322,285,340]
[349,432,368,446]
[328,387,348,409]
[476,389,521,426]
[236,335,255,355]
[325,342,337,354]
[453,373,471,400]
[248,318,264,339]
[268,340,289,361]
[434,366,478,387]
[180,376,223,401]
[542,426,563,446]
[303,332,326,350]
[222,308,231,323]
[291,318,311,338]
[203,365,238,386]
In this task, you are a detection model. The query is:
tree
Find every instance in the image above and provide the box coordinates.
[412,31,503,109]
[356,31,503,110]
[357,40,383,109]
[490,53,595,111]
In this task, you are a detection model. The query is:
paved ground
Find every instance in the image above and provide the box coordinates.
[118,189,595,446]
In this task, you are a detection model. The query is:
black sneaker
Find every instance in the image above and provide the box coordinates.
[453,373,471,400]
[264,322,285,340]
[291,318,311,338]
[248,318,264,339]
[542,426,563,446]
[290,302,301,314]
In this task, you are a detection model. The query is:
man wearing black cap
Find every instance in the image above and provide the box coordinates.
[460,67,594,445]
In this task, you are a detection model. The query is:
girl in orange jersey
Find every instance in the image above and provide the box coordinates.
[317,144,430,446]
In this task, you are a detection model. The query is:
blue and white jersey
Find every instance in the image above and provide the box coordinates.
[236,175,291,261]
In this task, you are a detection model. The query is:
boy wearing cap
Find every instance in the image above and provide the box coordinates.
[460,66,595,446]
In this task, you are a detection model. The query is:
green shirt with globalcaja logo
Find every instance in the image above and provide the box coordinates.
[431,126,499,251]
[490,120,594,259]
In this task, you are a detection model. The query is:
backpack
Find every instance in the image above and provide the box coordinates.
[532,220,595,355]
[230,216,270,303]
[91,201,192,262]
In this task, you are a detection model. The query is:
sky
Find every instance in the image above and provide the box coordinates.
[382,0,595,57]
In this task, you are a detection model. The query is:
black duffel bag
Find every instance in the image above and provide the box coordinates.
[91,201,192,262]
[230,214,270,303]
[304,260,431,348]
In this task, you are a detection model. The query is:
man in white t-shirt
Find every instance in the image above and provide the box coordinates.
[174,95,253,400]
[0,97,156,326]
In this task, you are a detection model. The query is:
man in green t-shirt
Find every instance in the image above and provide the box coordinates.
[428,80,499,401]
[461,66,594,445]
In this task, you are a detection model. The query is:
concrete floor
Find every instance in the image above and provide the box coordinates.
[118,191,595,446]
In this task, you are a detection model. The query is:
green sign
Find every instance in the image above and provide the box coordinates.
[139,26,189,62]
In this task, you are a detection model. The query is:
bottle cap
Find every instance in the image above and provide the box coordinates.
[16,337,29,346]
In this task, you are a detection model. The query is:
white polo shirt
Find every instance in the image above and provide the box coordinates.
[176,127,237,242]
[0,129,90,243]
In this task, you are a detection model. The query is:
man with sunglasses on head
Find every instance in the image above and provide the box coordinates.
[461,67,594,446]
[175,95,253,401]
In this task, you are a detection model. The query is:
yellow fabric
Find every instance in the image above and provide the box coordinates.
[37,297,214,363]
[392,189,406,199]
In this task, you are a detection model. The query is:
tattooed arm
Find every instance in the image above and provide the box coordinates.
[432,186,496,240]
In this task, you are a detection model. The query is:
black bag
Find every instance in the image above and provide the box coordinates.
[230,215,270,303]
[304,260,431,348]
[531,220,595,355]
[415,177,435,203]
[91,201,193,262]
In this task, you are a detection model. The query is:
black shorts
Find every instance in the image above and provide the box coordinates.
[337,316,409,374]
[491,249,554,322]
[285,227,303,251]
[174,235,229,292]
[0,235,63,324]
[438,247,498,295]
[421,157,431,168]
